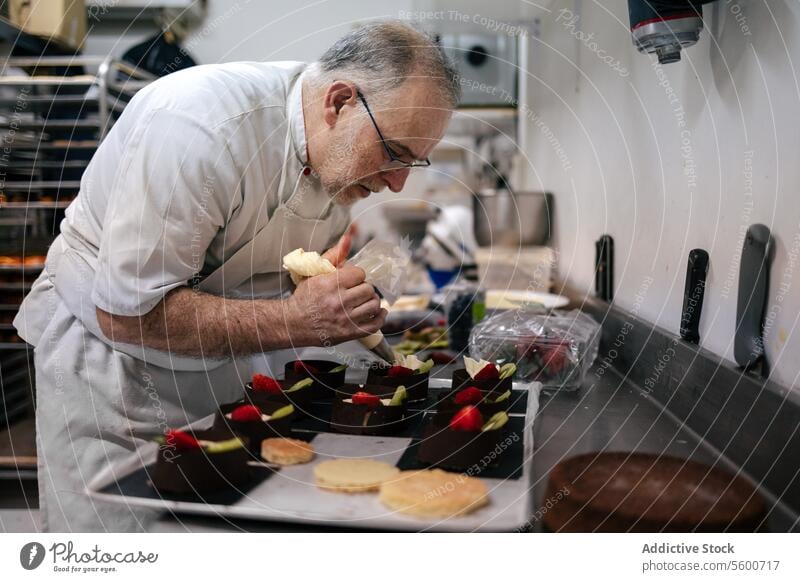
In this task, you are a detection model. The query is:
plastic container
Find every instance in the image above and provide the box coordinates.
[468,309,601,393]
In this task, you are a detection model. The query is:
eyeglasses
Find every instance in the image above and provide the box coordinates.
[356,90,431,169]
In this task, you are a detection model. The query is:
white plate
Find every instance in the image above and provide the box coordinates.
[383,295,431,312]
[485,289,569,310]
[86,380,542,532]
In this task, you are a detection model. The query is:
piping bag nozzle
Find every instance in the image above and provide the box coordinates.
[358,332,397,364]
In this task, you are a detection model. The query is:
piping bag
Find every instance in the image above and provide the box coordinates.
[283,239,412,364]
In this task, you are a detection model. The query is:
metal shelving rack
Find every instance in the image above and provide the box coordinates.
[0,55,154,472]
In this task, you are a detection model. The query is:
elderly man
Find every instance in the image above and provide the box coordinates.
[14,21,458,532]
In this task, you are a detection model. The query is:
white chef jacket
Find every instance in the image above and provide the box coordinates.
[16,60,350,344]
[11,61,351,533]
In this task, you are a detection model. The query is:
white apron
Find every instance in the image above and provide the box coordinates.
[27,115,342,532]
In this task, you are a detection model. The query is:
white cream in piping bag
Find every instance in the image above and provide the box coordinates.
[282,248,391,357]
[282,248,336,285]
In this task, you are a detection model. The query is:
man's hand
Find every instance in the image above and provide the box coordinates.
[284,263,387,346]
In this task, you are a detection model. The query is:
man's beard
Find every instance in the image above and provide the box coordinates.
[318,138,378,206]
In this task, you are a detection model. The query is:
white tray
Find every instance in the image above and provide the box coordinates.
[86,379,541,532]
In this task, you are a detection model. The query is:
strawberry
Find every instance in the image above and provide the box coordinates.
[351,391,381,407]
[164,429,202,450]
[449,405,484,432]
[453,386,483,406]
[541,343,569,374]
[230,404,263,422]
[386,365,414,377]
[474,363,500,382]
[293,361,319,375]
[251,374,282,394]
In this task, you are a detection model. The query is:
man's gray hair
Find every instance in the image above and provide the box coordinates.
[310,21,460,108]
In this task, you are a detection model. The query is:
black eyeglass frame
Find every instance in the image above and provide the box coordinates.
[356,90,432,169]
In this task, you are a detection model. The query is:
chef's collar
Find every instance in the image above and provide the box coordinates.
[287,67,309,166]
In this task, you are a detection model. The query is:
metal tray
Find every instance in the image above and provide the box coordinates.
[0,281,32,291]
[86,379,542,532]
[0,264,43,272]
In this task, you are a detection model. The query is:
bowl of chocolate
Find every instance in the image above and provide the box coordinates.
[214,402,295,455]
[245,374,315,415]
[149,427,250,495]
[417,406,509,472]
[436,385,512,417]
[542,452,768,532]
[366,356,434,402]
[450,358,516,398]
[330,386,409,436]
[283,360,347,401]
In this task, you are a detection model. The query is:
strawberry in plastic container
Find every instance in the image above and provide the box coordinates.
[515,336,575,385]
[470,309,601,392]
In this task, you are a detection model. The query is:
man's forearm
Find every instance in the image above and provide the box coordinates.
[96,287,303,358]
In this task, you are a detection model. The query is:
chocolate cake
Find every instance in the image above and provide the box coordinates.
[417,406,509,472]
[244,374,315,414]
[283,360,347,400]
[542,452,768,532]
[150,427,251,495]
[214,402,294,455]
[450,367,512,397]
[336,382,409,401]
[436,385,512,417]
[329,388,408,436]
[366,364,430,401]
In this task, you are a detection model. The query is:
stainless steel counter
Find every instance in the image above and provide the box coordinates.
[3,343,796,532]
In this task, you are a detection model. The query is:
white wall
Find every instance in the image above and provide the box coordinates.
[84,0,414,61]
[185,0,412,63]
[524,0,800,390]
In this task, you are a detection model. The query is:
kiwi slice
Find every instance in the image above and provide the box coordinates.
[426,339,449,350]
[498,363,517,379]
[481,411,509,432]
[285,378,313,393]
[269,404,294,419]
[395,340,424,355]
[388,385,408,406]
[204,437,245,453]
[492,389,511,403]
[417,359,434,374]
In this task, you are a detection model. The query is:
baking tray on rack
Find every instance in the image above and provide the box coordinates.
[87,379,542,532]
[0,281,33,291]
[0,264,44,271]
